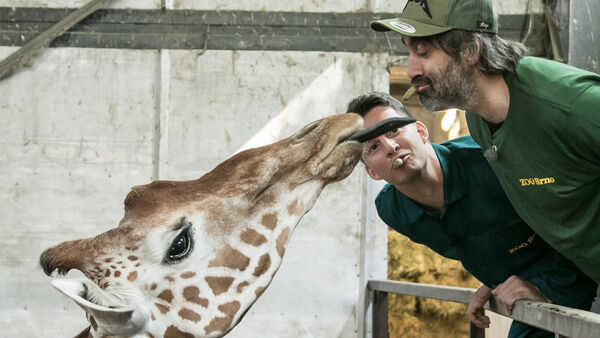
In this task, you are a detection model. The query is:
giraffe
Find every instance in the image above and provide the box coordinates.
[40,113,364,338]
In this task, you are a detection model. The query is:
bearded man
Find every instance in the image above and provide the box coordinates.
[370,0,600,315]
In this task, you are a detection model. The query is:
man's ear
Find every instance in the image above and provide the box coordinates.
[365,165,383,181]
[415,121,429,144]
[461,37,481,66]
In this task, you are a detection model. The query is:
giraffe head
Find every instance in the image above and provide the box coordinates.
[40,113,363,337]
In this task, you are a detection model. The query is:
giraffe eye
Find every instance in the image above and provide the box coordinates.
[165,225,193,263]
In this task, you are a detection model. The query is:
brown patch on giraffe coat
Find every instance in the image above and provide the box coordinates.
[236,281,249,293]
[165,276,175,283]
[127,271,138,282]
[178,308,201,322]
[240,228,267,246]
[261,212,278,230]
[276,227,291,258]
[114,271,121,277]
[219,301,241,319]
[158,289,174,303]
[203,302,241,337]
[208,244,250,271]
[287,198,304,216]
[181,271,196,279]
[255,286,266,297]
[204,317,231,335]
[150,283,157,290]
[155,302,169,314]
[183,286,209,307]
[151,312,156,321]
[104,258,112,263]
[163,325,193,338]
[258,191,276,204]
[127,255,138,261]
[253,253,271,277]
[105,270,110,277]
[205,276,234,296]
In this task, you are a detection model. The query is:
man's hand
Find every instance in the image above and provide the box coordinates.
[466,285,492,328]
[491,275,552,315]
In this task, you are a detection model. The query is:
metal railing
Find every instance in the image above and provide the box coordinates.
[368,279,600,338]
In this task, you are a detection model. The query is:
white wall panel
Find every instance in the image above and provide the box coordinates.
[0,46,158,337]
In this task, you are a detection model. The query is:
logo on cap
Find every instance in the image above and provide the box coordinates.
[477,21,491,29]
[390,21,417,34]
[408,0,432,19]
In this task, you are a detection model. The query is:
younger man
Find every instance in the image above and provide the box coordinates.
[347,92,595,337]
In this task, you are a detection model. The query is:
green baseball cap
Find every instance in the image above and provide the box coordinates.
[371,0,498,37]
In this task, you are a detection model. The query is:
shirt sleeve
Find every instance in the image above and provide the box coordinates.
[570,82,600,165]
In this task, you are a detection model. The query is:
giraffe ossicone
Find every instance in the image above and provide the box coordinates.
[40,113,364,338]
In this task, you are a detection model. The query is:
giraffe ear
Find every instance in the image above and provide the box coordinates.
[51,279,147,335]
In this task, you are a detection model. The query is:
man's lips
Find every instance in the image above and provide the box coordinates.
[412,83,430,92]
[391,154,409,169]
[411,77,431,92]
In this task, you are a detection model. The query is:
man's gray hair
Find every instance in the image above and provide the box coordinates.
[415,30,529,76]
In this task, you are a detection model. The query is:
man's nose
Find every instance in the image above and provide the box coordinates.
[381,137,400,154]
[406,51,423,80]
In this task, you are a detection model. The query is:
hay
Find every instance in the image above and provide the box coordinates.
[388,230,481,337]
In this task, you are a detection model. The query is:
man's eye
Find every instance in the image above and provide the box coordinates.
[387,128,400,137]
[364,143,378,154]
[417,52,427,57]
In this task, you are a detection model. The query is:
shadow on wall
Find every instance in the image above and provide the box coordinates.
[236,59,345,154]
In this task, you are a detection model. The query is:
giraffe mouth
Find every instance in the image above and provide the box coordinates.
[51,278,127,310]
[51,278,147,335]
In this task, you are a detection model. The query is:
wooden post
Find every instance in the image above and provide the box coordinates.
[372,290,389,338]
[469,321,485,338]
[0,0,113,80]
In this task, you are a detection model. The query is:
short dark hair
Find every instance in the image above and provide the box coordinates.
[411,30,528,76]
[346,91,413,118]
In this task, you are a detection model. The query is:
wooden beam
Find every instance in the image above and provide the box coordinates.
[389,66,409,85]
[0,0,113,80]
[0,8,547,54]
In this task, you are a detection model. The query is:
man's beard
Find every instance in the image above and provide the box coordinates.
[414,59,478,112]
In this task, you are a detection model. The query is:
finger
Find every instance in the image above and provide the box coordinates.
[472,314,490,328]
[505,303,513,315]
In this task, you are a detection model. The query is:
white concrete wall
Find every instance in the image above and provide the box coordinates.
[0,1,537,337]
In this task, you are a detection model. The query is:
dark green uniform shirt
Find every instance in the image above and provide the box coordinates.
[375,137,595,336]
[466,56,600,283]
